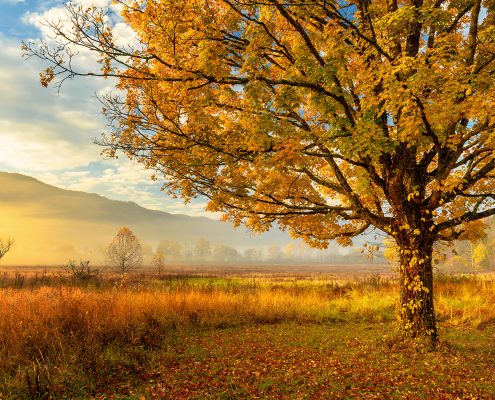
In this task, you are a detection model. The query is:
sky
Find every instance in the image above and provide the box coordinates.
[0,0,212,217]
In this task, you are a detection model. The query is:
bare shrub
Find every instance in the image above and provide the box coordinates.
[63,260,99,284]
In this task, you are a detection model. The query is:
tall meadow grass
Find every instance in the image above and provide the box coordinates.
[0,271,494,397]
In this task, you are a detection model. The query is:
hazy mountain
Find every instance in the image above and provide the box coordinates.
[0,172,295,265]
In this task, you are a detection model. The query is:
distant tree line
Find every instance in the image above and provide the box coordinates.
[153,238,377,265]
[57,227,383,272]
[439,218,495,272]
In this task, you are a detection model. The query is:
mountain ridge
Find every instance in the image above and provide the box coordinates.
[0,171,290,265]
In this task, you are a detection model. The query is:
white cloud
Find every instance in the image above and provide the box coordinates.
[0,125,96,170]
[112,21,139,48]
[0,35,104,170]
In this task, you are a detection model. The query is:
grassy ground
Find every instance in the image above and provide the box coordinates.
[143,323,495,400]
[0,270,494,399]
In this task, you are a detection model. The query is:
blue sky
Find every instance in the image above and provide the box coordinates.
[0,0,39,38]
[0,0,213,217]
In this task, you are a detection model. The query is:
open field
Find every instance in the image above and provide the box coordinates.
[0,266,494,399]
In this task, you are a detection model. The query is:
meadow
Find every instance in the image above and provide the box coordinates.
[0,266,494,399]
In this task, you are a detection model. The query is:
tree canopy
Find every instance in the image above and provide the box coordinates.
[25,0,495,342]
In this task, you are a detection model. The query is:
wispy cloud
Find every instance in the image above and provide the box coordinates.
[0,32,213,218]
[0,35,103,170]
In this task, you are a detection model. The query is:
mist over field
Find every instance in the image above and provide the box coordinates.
[0,172,357,266]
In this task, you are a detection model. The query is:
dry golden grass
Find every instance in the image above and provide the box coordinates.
[0,271,494,398]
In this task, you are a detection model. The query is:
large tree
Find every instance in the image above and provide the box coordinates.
[25,0,495,343]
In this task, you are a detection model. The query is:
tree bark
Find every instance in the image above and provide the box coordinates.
[397,235,438,345]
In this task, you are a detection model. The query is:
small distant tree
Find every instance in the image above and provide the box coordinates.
[472,242,488,269]
[284,244,295,260]
[0,238,13,262]
[194,238,211,261]
[243,248,261,263]
[107,227,143,274]
[212,244,240,263]
[152,251,165,275]
[267,245,282,262]
[157,240,184,261]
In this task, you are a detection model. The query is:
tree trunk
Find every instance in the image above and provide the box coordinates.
[397,237,438,345]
